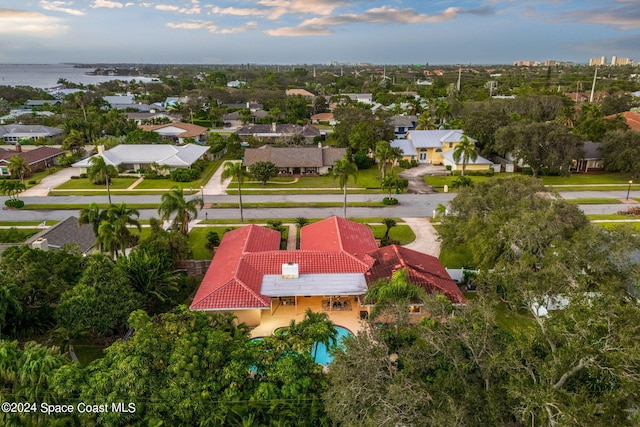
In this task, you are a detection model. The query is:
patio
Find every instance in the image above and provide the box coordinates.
[249,296,367,338]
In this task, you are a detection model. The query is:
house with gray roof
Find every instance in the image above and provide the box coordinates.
[72,143,208,173]
[243,145,346,175]
[26,216,96,255]
[0,125,63,143]
[236,123,322,145]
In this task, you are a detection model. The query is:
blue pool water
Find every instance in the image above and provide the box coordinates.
[312,326,353,366]
[250,325,353,366]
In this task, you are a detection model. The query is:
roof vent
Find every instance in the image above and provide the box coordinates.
[282,262,299,279]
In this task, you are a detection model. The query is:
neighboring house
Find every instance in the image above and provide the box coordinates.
[222,109,269,128]
[0,145,65,177]
[0,110,55,124]
[572,141,604,172]
[162,96,188,109]
[227,80,246,88]
[126,111,180,125]
[138,121,208,144]
[310,112,335,125]
[390,115,417,139]
[0,124,63,143]
[391,129,493,171]
[286,89,315,100]
[103,95,135,108]
[606,111,640,132]
[17,99,61,110]
[235,123,321,145]
[440,150,494,172]
[71,143,208,173]
[341,93,374,104]
[189,216,465,327]
[243,145,345,175]
[26,216,96,255]
[225,102,263,111]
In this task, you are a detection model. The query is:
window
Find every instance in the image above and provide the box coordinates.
[435,148,442,153]
[448,142,453,148]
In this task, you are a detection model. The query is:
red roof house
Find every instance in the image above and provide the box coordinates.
[189,217,465,324]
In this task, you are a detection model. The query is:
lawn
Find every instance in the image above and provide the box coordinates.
[189,225,289,259]
[135,159,224,191]
[228,166,401,191]
[424,174,493,191]
[55,177,138,190]
[541,172,637,186]
[565,198,622,204]
[368,225,415,245]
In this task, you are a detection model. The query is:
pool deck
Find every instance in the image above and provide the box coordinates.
[250,296,367,338]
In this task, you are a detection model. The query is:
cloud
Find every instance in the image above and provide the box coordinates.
[208,6,265,17]
[267,5,483,36]
[167,19,258,34]
[0,8,69,35]
[91,0,127,8]
[39,0,86,16]
[257,0,347,19]
[557,1,640,30]
[155,1,200,15]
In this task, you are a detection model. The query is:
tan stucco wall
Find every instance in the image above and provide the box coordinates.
[233,309,263,327]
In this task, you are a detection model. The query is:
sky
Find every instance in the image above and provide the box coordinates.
[1,1,639,65]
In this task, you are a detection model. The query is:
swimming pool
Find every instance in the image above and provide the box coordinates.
[312,325,353,366]
[250,325,353,366]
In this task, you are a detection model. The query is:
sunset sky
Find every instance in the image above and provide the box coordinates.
[1,1,639,64]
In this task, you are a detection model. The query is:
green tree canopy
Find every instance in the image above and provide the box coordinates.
[249,161,279,185]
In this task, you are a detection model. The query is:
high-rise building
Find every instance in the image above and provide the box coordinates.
[611,56,633,66]
[589,56,607,66]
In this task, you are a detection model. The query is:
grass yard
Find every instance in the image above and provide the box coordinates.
[55,177,138,190]
[0,220,59,226]
[368,225,415,245]
[189,226,237,260]
[541,172,637,186]
[424,174,493,191]
[594,222,640,231]
[135,159,224,191]
[565,198,622,204]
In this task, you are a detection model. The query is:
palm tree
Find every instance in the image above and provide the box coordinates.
[0,180,26,201]
[364,268,427,328]
[221,161,250,223]
[382,218,397,239]
[452,135,478,177]
[157,186,202,235]
[78,202,107,237]
[106,202,141,254]
[294,217,309,229]
[331,155,358,218]
[87,156,118,204]
[375,141,401,181]
[7,156,30,183]
[298,309,338,360]
[96,221,120,259]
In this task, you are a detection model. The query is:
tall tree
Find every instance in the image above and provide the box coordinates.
[374,140,402,180]
[452,134,478,176]
[330,155,358,218]
[157,186,202,235]
[364,269,427,327]
[78,202,107,238]
[249,161,279,185]
[87,155,118,204]
[599,129,640,177]
[106,202,141,255]
[221,161,250,223]
[7,156,30,183]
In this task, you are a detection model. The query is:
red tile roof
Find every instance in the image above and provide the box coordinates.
[190,217,464,311]
[301,216,378,268]
[366,245,466,304]
[190,225,281,311]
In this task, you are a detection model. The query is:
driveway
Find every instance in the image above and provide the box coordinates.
[21,167,78,196]
[201,160,239,195]
[401,217,441,257]
[399,164,447,194]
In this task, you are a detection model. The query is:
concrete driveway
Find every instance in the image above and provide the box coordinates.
[399,164,447,194]
[401,217,441,257]
[21,167,79,196]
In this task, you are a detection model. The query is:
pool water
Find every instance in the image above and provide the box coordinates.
[250,325,353,366]
[312,326,353,366]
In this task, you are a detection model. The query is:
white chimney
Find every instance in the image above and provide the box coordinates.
[282,262,299,279]
[97,145,105,154]
[32,238,48,251]
[271,122,277,132]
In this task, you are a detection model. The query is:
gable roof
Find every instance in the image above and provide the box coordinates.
[190,217,462,311]
[243,146,346,168]
[139,121,207,138]
[0,146,64,165]
[366,245,466,304]
[71,144,208,168]
[0,125,62,139]
[391,139,418,156]
[407,129,475,148]
[26,216,96,254]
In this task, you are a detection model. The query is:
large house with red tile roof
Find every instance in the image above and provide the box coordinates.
[190,216,465,326]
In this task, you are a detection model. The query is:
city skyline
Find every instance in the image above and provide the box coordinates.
[1,1,639,65]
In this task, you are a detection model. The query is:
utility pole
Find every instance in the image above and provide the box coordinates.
[589,66,598,103]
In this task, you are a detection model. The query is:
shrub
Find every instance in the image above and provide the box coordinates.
[79,173,88,179]
[379,236,400,247]
[0,227,36,243]
[4,199,25,208]
[353,151,373,169]
[382,197,399,205]
[28,180,37,185]
[170,168,200,182]
[70,175,80,179]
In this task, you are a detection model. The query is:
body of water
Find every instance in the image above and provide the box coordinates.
[0,64,155,89]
